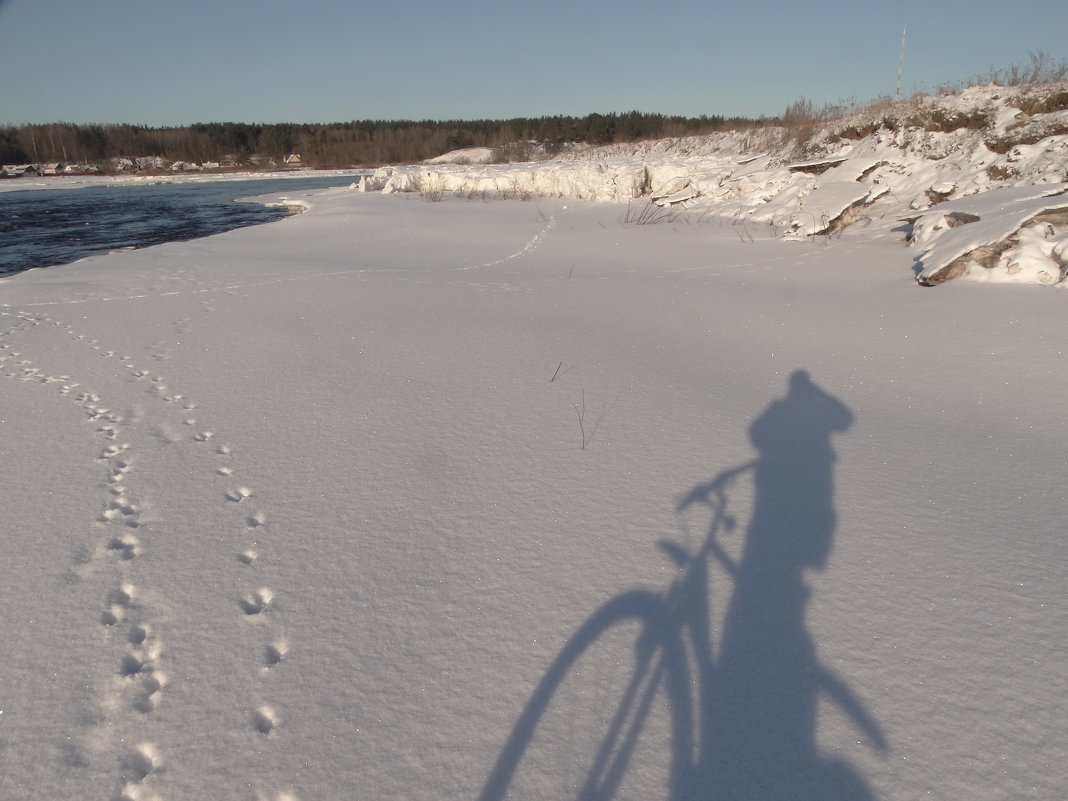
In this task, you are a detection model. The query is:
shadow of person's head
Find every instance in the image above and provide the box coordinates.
[750,369,853,451]
[745,370,854,571]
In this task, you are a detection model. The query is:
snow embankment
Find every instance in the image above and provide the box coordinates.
[379,82,1068,286]
[423,146,497,165]
[908,186,1068,285]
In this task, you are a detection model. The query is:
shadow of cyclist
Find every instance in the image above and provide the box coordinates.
[477,370,884,801]
[694,369,885,801]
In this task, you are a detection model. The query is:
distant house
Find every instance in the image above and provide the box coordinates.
[61,163,101,175]
[283,153,304,168]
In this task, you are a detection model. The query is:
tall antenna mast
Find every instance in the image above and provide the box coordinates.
[896,26,907,102]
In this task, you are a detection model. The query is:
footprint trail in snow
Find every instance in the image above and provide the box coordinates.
[1,307,295,798]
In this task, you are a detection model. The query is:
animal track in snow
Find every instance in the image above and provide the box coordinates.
[241,587,274,615]
[121,742,160,779]
[4,310,293,784]
[459,213,556,271]
[100,494,138,519]
[264,640,288,668]
[252,705,278,735]
[120,632,162,681]
[117,742,162,800]
[36,321,179,724]
[109,582,136,606]
[99,442,131,461]
[120,652,149,677]
[225,486,254,502]
[107,533,142,560]
[132,672,167,714]
[108,461,133,485]
[106,593,167,715]
[128,622,152,646]
[101,583,136,626]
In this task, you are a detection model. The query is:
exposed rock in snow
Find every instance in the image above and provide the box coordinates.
[787,156,848,174]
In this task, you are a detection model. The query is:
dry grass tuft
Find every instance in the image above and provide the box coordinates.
[986,119,1068,154]
[986,51,1068,87]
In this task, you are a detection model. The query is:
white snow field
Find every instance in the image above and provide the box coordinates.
[2,182,1066,801]
[3,81,1068,800]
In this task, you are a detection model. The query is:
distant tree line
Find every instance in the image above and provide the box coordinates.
[0,112,761,168]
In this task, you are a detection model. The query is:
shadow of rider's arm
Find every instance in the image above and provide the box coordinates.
[675,461,756,513]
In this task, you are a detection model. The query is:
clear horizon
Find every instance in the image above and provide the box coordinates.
[1,0,1066,127]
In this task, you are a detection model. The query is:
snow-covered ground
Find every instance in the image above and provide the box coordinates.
[2,175,1066,800]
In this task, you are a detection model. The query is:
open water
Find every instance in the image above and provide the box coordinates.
[0,175,361,277]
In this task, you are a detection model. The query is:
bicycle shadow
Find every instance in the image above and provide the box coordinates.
[479,370,885,801]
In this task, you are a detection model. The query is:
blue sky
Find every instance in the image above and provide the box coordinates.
[1,0,1065,126]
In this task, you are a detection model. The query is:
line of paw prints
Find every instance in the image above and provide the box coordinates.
[0,317,160,707]
[1,312,168,796]
[37,310,286,732]
[65,373,169,726]
[81,382,171,753]
[7,309,293,792]
[102,583,166,715]
[225,459,289,738]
